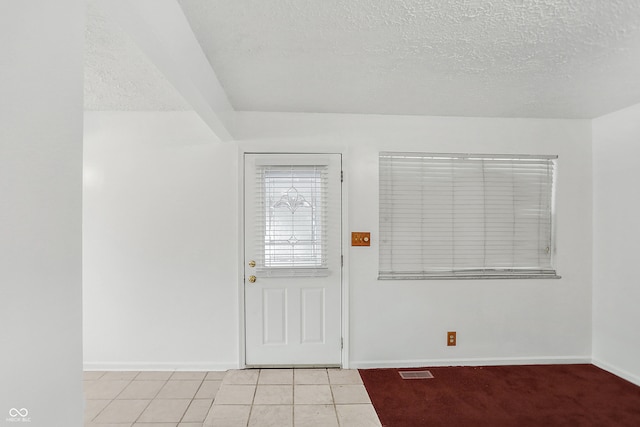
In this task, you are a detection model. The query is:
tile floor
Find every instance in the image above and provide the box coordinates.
[84,368,382,427]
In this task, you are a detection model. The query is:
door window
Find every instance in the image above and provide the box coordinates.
[256,165,329,276]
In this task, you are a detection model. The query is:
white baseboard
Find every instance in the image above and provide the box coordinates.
[592,358,640,387]
[350,355,592,369]
[83,361,239,371]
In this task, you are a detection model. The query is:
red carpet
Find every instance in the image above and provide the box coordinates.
[359,364,640,427]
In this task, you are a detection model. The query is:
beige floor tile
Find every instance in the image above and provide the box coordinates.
[248,405,293,427]
[293,385,333,405]
[222,369,259,385]
[118,380,165,399]
[331,384,371,404]
[293,405,339,427]
[327,369,363,385]
[84,399,111,422]
[171,371,207,380]
[294,369,328,385]
[178,424,203,427]
[182,399,213,422]
[156,380,203,399]
[84,371,107,380]
[253,385,293,405]
[101,371,140,380]
[84,380,131,399]
[136,371,174,381]
[205,371,226,381]
[203,405,251,426]
[137,399,191,423]
[92,399,150,423]
[335,404,382,427]
[84,380,96,396]
[258,369,293,385]
[195,380,221,399]
[213,384,256,405]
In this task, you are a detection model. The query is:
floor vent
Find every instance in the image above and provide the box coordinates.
[399,370,434,380]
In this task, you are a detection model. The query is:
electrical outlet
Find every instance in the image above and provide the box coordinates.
[447,331,457,346]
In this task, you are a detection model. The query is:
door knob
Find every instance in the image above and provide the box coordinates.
[248,260,256,268]
[248,275,257,283]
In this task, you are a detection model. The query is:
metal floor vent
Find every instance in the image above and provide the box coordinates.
[399,370,434,380]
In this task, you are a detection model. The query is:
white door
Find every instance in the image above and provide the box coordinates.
[244,154,342,366]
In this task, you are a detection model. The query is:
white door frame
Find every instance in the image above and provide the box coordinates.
[237,149,350,369]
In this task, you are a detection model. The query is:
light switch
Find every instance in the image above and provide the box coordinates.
[352,232,371,246]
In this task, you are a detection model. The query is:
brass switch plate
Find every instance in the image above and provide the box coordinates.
[351,232,371,246]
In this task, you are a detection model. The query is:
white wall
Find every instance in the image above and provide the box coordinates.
[592,103,640,385]
[231,112,593,367]
[84,111,593,369]
[0,2,84,426]
[83,112,239,370]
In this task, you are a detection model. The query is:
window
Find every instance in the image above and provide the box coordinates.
[379,152,559,279]
[255,164,328,277]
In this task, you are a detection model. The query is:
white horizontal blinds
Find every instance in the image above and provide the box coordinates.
[379,152,558,279]
[256,164,329,277]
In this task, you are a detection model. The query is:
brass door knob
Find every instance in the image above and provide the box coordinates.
[248,260,256,268]
[248,275,257,283]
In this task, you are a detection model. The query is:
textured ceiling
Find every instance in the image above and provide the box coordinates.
[85,0,640,118]
[84,0,191,111]
[176,0,640,118]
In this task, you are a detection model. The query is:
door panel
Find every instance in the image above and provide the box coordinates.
[301,288,325,344]
[263,288,287,345]
[244,154,342,366]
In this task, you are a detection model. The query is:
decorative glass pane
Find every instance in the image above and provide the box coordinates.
[258,165,327,270]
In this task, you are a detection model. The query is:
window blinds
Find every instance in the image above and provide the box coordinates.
[255,165,329,277]
[379,152,559,279]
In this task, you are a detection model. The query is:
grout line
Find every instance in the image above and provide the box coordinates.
[112,377,135,399]
[191,377,207,400]
[292,368,296,424]
[176,376,208,425]
[90,371,107,381]
[89,376,137,423]
[202,370,228,425]
[245,368,260,427]
[183,378,200,425]
[202,397,215,424]
[328,370,341,427]
[86,399,110,424]
[131,374,171,425]
[177,397,193,425]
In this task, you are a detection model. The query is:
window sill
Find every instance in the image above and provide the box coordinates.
[377,274,562,280]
